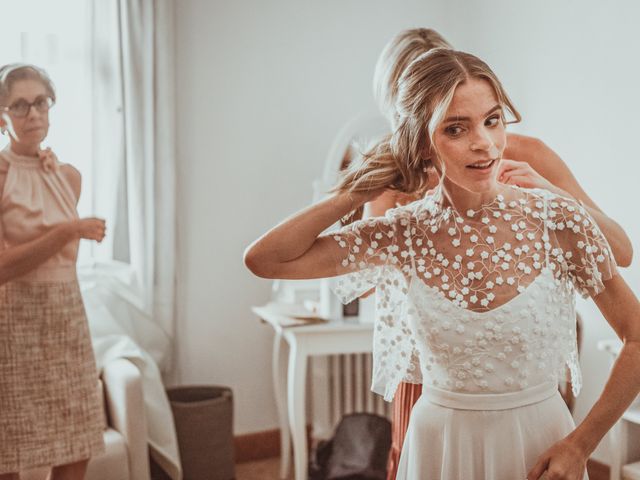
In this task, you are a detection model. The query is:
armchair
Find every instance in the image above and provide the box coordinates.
[88,357,150,480]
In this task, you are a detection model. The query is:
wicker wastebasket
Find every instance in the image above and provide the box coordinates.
[166,385,235,480]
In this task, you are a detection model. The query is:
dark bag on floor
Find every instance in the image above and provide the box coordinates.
[309,413,391,480]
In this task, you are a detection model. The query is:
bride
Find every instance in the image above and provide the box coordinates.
[244,48,640,480]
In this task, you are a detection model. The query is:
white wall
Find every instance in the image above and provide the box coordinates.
[440,0,640,463]
[174,0,450,435]
[175,0,640,465]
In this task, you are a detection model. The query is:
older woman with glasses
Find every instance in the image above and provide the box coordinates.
[0,64,106,480]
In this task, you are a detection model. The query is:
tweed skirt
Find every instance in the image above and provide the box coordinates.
[0,280,105,472]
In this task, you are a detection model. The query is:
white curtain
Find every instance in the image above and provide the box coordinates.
[90,0,176,371]
[87,0,180,477]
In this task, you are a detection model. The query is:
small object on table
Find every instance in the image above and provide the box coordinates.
[343,298,359,317]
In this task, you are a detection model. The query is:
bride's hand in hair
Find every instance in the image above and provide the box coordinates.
[348,187,386,207]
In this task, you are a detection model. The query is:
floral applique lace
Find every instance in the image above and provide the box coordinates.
[329,186,617,401]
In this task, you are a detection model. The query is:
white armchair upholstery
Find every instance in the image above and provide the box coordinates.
[23,358,150,480]
[88,358,150,480]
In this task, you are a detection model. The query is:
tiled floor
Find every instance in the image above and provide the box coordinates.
[236,456,285,480]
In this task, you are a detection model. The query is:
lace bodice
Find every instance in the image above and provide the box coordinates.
[329,186,617,401]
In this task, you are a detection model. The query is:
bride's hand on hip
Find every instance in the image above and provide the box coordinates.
[526,438,588,480]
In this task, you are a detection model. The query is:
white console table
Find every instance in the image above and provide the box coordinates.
[252,305,374,480]
[598,339,640,480]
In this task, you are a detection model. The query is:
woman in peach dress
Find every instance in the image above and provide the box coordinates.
[0,64,106,480]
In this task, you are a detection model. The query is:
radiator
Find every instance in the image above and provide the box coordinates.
[310,353,392,440]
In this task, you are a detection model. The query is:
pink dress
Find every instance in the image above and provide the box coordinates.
[0,148,105,472]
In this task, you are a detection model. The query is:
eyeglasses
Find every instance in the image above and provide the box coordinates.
[2,96,54,118]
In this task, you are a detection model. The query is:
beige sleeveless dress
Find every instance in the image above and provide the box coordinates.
[0,148,105,472]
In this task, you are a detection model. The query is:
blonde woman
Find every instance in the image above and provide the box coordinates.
[368,28,633,479]
[372,28,632,263]
[246,49,640,479]
[0,64,106,480]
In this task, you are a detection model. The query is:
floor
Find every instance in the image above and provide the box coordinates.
[236,457,286,480]
[234,457,609,480]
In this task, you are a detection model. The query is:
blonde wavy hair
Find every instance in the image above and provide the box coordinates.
[374,28,452,127]
[335,49,521,196]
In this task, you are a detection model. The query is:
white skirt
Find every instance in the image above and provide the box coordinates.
[395,382,588,480]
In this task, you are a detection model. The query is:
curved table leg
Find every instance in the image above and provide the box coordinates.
[287,336,308,480]
[608,419,623,480]
[273,331,291,480]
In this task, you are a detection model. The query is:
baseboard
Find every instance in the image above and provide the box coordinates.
[235,426,312,463]
[587,458,610,480]
[234,428,281,463]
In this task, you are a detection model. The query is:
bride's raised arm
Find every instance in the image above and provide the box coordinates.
[244,189,401,280]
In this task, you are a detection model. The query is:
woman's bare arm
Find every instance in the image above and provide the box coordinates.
[528,275,640,479]
[366,190,402,217]
[60,164,81,205]
[244,190,381,279]
[504,133,633,266]
[569,276,640,451]
[0,223,80,285]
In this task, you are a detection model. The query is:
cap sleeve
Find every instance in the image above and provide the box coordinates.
[371,268,423,401]
[326,206,422,401]
[327,206,411,303]
[546,195,618,298]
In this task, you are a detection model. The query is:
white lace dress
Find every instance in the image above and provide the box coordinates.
[329,185,616,480]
